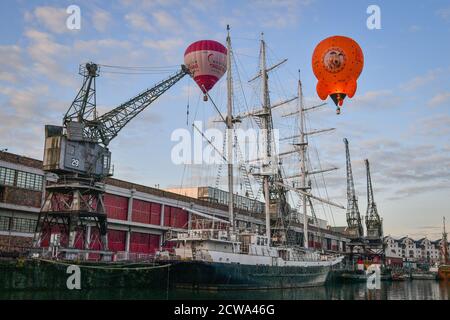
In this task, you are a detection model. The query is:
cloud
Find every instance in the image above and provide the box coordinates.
[0,84,67,159]
[143,38,184,51]
[427,92,450,107]
[409,25,422,32]
[400,68,443,91]
[0,85,49,116]
[152,10,181,31]
[24,29,76,87]
[249,0,312,29]
[388,182,450,201]
[74,39,132,53]
[92,9,113,32]
[437,6,450,21]
[30,6,69,34]
[416,113,450,136]
[124,12,154,32]
[350,90,398,108]
[0,45,26,83]
[309,129,450,204]
[142,37,185,63]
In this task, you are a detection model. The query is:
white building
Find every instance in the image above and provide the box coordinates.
[383,235,449,266]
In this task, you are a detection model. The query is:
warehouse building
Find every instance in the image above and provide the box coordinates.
[0,151,350,259]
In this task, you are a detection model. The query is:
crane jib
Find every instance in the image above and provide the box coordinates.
[94,66,189,146]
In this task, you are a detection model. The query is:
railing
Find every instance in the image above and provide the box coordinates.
[114,251,156,262]
[0,244,32,258]
[190,219,228,230]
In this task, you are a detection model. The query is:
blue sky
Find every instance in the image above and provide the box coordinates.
[0,0,449,238]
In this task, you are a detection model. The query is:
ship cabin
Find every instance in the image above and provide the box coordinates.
[239,232,277,257]
[170,218,241,260]
[168,218,303,261]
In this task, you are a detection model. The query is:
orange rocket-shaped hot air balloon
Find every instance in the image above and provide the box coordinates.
[312,36,364,114]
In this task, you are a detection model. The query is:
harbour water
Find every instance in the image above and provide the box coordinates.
[1,281,449,300]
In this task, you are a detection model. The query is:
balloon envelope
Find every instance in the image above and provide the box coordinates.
[312,35,364,112]
[184,40,227,98]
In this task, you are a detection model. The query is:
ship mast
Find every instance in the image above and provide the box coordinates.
[226,25,235,234]
[260,34,272,244]
[298,72,309,249]
[443,216,448,264]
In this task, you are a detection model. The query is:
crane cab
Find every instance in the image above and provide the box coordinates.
[43,124,111,178]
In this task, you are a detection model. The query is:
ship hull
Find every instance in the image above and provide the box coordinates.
[438,264,450,281]
[165,260,331,290]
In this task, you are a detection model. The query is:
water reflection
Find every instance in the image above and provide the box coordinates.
[1,281,449,300]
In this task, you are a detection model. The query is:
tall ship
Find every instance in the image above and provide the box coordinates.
[159,28,345,290]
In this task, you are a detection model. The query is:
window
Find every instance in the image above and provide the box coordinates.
[103,155,110,169]
[16,171,43,191]
[0,216,36,233]
[0,216,10,231]
[0,167,15,186]
[11,217,37,233]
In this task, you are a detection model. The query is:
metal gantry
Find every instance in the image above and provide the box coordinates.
[365,159,383,239]
[344,138,364,239]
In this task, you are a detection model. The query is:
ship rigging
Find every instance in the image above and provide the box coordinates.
[161,27,345,290]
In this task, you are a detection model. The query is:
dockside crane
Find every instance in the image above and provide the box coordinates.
[344,138,364,240]
[364,159,385,261]
[33,63,189,260]
[365,159,383,239]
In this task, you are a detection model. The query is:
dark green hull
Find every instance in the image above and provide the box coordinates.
[164,260,331,290]
[0,258,169,290]
[1,258,331,291]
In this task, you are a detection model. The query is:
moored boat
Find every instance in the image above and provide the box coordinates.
[411,272,437,280]
[161,219,343,290]
[391,272,409,281]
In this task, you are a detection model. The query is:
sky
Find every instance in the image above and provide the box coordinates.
[0,0,449,239]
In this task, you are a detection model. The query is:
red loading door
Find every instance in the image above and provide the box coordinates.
[170,207,178,227]
[150,203,161,225]
[132,199,151,224]
[108,229,126,252]
[162,206,188,229]
[164,206,172,227]
[177,209,188,228]
[130,232,150,253]
[104,194,128,221]
[149,234,160,254]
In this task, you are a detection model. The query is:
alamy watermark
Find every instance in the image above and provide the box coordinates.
[66,265,81,290]
[171,121,280,166]
[66,5,81,30]
[366,264,381,290]
[367,5,381,30]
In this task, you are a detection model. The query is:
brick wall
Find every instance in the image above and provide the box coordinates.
[0,234,33,252]
[0,151,42,169]
[0,186,41,208]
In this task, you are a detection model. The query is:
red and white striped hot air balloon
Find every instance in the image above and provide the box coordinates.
[184,40,227,101]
